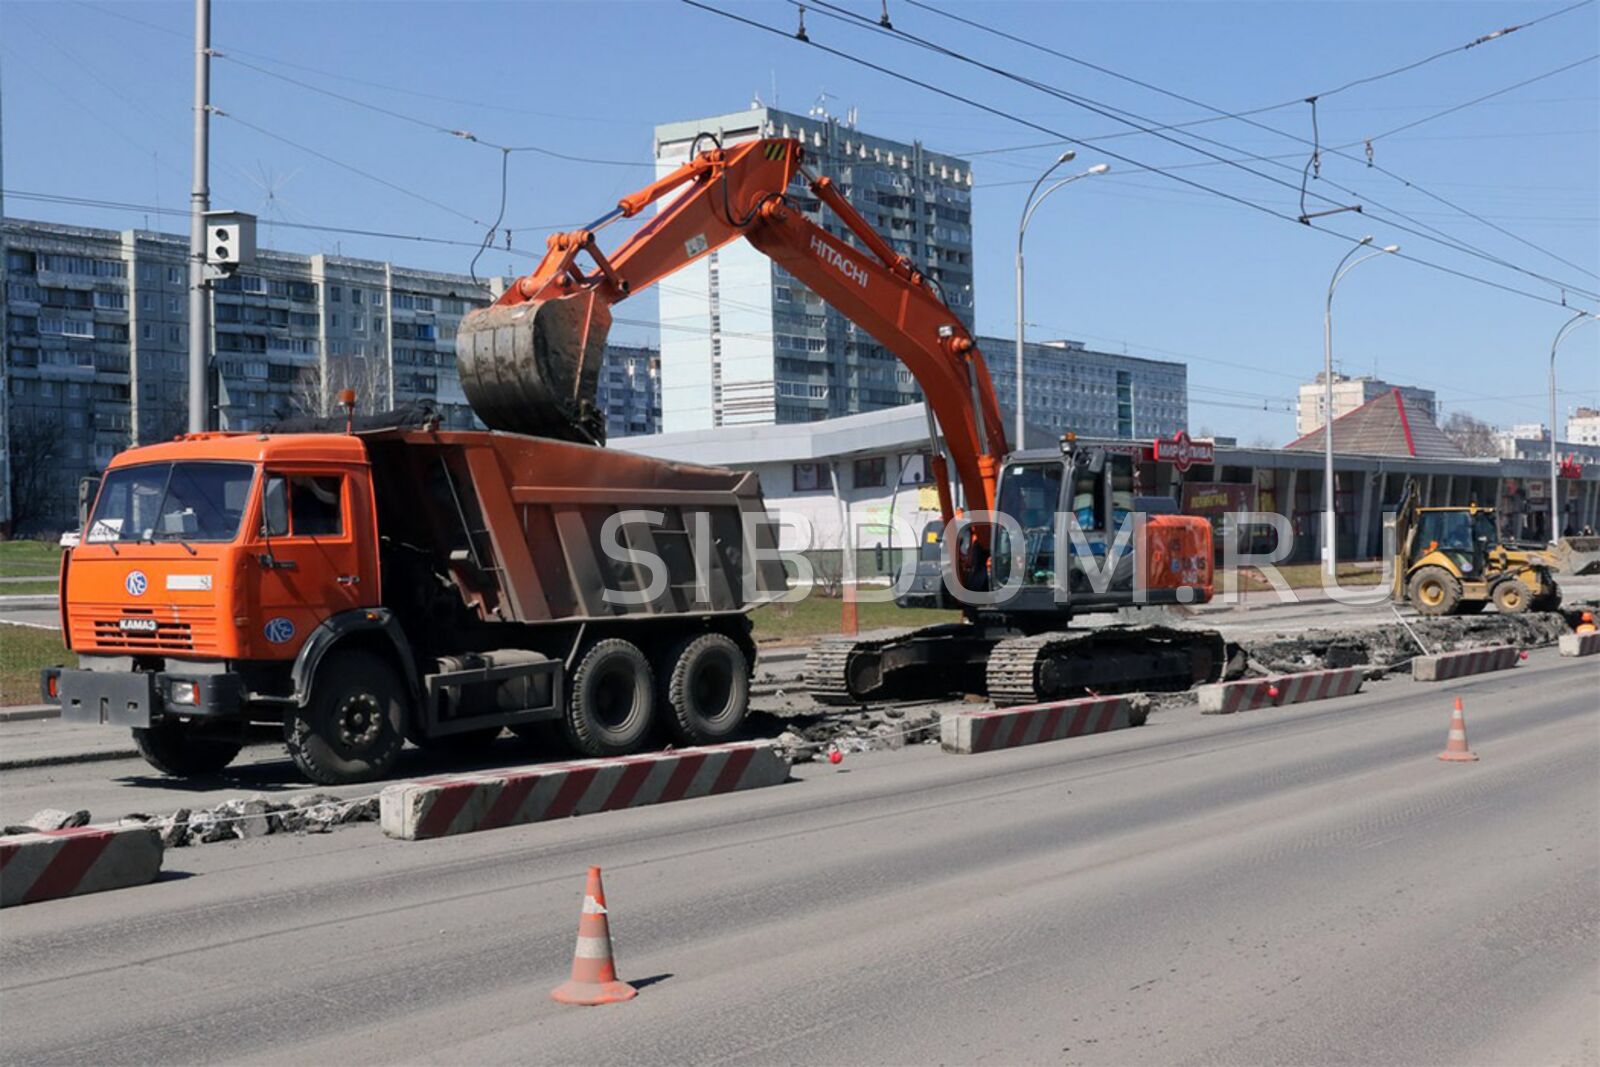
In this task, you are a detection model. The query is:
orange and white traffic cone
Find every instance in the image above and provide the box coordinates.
[1437,697,1479,763]
[551,866,638,1006]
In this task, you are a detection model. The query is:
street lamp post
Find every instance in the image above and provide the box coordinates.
[1015,153,1110,448]
[1322,237,1400,578]
[1549,310,1598,544]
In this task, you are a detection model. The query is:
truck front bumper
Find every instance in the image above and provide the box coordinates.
[42,667,244,727]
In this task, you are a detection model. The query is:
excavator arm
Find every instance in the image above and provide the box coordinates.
[457,137,1009,532]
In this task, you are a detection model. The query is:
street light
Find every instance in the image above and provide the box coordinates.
[1015,153,1111,447]
[1549,310,1598,544]
[1322,237,1400,577]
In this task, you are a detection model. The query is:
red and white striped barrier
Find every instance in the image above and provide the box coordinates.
[1413,645,1520,682]
[1559,632,1600,657]
[1197,667,1365,714]
[0,824,164,908]
[380,741,790,841]
[940,694,1148,755]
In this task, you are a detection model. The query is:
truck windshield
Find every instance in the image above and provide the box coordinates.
[87,462,256,543]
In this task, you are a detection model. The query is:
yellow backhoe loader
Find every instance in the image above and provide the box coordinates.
[1393,480,1562,616]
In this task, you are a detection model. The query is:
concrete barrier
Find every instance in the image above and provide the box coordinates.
[0,824,164,908]
[1558,632,1600,657]
[1197,667,1365,714]
[380,741,790,841]
[940,694,1148,755]
[1413,645,1520,682]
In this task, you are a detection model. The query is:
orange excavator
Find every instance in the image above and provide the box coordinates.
[459,136,1226,706]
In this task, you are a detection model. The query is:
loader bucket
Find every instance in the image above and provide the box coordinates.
[456,292,611,443]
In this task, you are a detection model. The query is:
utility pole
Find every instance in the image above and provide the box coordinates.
[187,0,211,433]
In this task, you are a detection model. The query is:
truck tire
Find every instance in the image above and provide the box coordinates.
[132,723,243,777]
[565,639,655,757]
[1408,567,1461,616]
[284,651,407,785]
[1492,578,1533,614]
[663,632,749,744]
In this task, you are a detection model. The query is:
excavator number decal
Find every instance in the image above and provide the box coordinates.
[684,233,708,258]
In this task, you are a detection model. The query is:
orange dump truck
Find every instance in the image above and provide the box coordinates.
[42,418,785,784]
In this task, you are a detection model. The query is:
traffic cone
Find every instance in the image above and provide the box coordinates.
[551,866,638,1006]
[1577,611,1596,635]
[1437,697,1478,763]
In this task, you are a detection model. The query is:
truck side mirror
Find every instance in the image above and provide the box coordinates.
[262,475,289,537]
[78,475,101,531]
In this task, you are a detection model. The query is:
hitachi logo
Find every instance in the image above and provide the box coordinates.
[810,235,869,289]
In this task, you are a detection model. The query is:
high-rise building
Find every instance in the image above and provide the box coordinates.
[979,337,1188,439]
[1296,372,1436,437]
[653,106,975,431]
[597,343,662,438]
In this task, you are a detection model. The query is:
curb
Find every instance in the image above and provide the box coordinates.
[0,705,60,723]
[1197,667,1365,714]
[1413,645,1520,682]
[0,824,164,908]
[940,694,1148,755]
[1558,632,1600,657]
[380,741,790,841]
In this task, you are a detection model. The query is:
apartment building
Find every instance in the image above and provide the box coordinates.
[653,105,975,431]
[979,337,1188,440]
[1296,372,1437,436]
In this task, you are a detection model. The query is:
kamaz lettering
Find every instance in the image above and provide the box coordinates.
[810,235,868,289]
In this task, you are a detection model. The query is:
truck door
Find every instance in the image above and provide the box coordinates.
[250,468,375,656]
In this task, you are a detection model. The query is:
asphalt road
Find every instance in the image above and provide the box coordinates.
[3,651,1596,1066]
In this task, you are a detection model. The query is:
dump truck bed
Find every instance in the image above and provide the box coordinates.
[361,428,787,626]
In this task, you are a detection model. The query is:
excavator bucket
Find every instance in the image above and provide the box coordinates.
[456,292,611,443]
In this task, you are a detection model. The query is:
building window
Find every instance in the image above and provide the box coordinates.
[329,286,342,303]
[351,288,362,305]
[853,456,886,489]
[793,462,832,492]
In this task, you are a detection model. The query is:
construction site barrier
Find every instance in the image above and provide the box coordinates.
[940,694,1148,755]
[1197,667,1365,714]
[1558,632,1600,658]
[1413,645,1520,682]
[380,741,790,841]
[1,824,164,908]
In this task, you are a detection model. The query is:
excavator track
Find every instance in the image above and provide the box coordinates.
[803,624,994,706]
[986,625,1228,707]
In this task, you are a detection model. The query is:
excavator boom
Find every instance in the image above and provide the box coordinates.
[457,137,1007,530]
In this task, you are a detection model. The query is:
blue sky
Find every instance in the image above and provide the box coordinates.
[3,0,1597,443]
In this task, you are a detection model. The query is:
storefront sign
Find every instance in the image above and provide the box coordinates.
[1154,430,1214,472]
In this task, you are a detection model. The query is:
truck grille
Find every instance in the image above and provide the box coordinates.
[74,608,218,653]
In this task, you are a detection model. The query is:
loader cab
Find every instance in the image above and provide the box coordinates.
[1409,507,1497,576]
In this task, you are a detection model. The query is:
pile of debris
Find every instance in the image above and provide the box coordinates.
[753,705,942,763]
[1241,610,1574,676]
[4,794,381,848]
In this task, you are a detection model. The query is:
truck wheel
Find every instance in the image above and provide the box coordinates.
[1407,567,1461,616]
[1492,578,1532,614]
[284,651,406,785]
[663,632,750,744]
[132,723,243,777]
[565,639,654,757]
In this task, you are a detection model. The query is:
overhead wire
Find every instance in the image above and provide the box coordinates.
[903,0,1598,280]
[801,0,1599,299]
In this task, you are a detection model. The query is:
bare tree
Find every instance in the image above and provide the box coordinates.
[8,411,64,533]
[286,357,392,421]
[1442,411,1500,457]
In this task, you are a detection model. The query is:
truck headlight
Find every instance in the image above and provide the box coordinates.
[169,681,200,706]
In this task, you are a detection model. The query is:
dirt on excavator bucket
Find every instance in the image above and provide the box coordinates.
[455,293,611,444]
